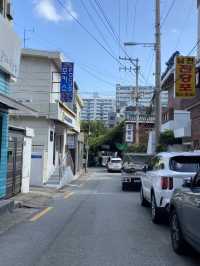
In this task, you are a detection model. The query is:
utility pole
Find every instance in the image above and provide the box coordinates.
[135,58,140,145]
[124,0,161,149]
[85,123,90,173]
[155,0,162,146]
[119,56,140,145]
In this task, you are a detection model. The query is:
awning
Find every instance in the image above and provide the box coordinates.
[0,92,38,117]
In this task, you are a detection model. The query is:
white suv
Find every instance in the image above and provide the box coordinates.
[140,152,200,223]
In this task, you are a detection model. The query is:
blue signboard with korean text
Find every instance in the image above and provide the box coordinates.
[60,62,74,102]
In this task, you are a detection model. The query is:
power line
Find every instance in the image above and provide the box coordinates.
[161,0,176,28]
[145,51,155,85]
[93,0,147,83]
[17,25,128,86]
[56,0,123,67]
[79,0,114,54]
[125,0,129,37]
[174,0,193,51]
[132,0,138,40]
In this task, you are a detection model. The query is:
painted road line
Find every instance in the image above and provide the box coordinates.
[64,191,74,199]
[29,207,53,222]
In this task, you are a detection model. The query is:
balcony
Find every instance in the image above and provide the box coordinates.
[126,114,155,123]
[161,109,191,138]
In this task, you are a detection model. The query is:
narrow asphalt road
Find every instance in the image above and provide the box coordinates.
[0,168,199,266]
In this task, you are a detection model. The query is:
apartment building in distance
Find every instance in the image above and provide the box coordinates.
[116,84,168,112]
[81,93,115,126]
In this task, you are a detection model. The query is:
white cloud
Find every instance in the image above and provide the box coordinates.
[171,28,179,34]
[34,0,78,22]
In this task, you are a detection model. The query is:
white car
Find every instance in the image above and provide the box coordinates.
[140,152,200,223]
[107,158,122,172]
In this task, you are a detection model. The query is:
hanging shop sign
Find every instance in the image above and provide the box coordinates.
[60,62,74,102]
[125,123,134,143]
[175,56,196,98]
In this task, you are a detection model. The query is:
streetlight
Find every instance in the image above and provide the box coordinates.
[124,42,155,48]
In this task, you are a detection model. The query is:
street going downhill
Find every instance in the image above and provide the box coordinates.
[0,168,199,266]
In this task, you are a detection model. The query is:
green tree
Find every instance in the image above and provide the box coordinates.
[126,144,147,153]
[156,130,177,152]
[81,121,107,138]
[89,122,124,152]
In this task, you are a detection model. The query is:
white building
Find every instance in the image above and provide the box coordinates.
[0,1,39,198]
[81,94,115,126]
[10,49,84,187]
[116,84,168,112]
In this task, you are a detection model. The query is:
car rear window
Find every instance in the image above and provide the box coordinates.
[111,159,121,163]
[170,156,200,172]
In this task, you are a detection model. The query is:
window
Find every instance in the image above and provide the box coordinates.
[170,156,200,172]
[193,171,200,187]
[111,159,121,163]
[148,156,162,171]
[0,0,4,15]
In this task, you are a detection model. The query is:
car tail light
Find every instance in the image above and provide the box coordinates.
[161,177,173,190]
[161,177,168,189]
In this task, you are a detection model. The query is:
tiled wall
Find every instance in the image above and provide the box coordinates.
[0,71,9,198]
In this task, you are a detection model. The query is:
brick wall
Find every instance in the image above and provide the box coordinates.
[127,122,154,145]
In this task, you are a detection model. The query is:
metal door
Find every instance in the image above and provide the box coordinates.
[6,136,23,198]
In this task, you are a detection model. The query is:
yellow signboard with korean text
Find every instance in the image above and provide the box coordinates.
[175,56,196,98]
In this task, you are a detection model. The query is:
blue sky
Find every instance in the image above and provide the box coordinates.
[13,0,197,96]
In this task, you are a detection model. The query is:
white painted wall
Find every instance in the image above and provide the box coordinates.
[21,128,34,192]
[47,120,55,179]
[147,131,156,155]
[51,63,61,103]
[10,50,84,186]
[9,117,53,184]
[30,151,45,186]
[11,56,51,115]
[161,110,191,138]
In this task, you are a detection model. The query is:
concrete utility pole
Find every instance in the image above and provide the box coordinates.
[119,57,140,145]
[135,58,140,145]
[155,0,162,146]
[85,123,90,173]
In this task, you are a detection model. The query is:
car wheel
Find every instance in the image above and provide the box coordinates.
[170,210,187,254]
[140,187,149,207]
[151,193,162,224]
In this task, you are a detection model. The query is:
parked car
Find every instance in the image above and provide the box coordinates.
[121,153,153,191]
[107,158,122,172]
[170,170,200,255]
[140,152,200,223]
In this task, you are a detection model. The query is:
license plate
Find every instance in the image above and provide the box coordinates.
[134,179,141,183]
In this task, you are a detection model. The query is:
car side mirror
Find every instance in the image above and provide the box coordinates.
[182,177,192,188]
